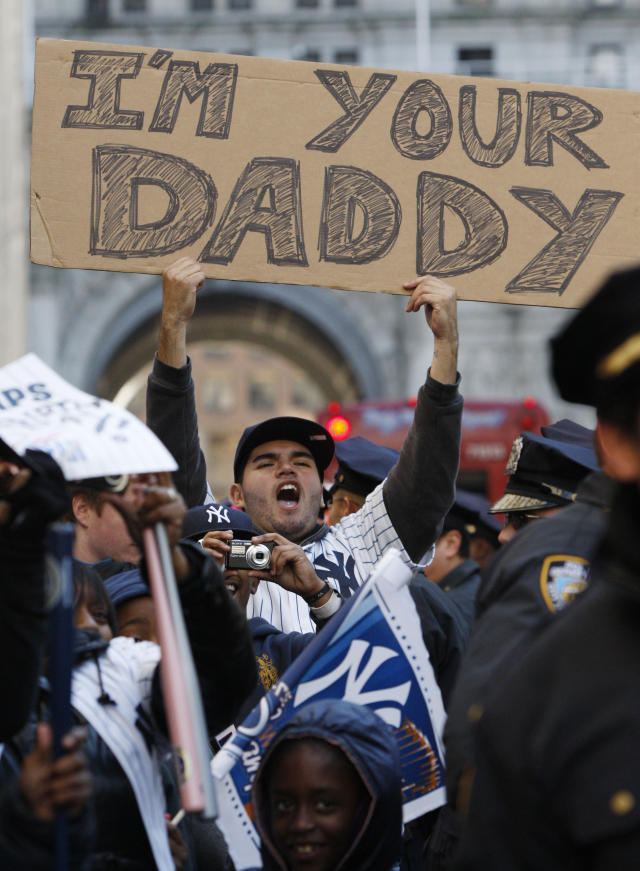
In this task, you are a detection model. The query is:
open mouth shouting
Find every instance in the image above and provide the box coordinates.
[277,482,300,510]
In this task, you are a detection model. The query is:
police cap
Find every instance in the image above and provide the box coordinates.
[551,266,640,411]
[490,430,599,514]
[328,436,400,499]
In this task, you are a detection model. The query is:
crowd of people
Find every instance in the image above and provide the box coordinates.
[1,255,639,870]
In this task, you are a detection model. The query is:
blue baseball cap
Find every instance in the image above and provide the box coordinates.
[183,502,255,540]
[103,569,149,608]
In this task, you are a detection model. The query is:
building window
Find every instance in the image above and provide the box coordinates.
[191,0,214,9]
[457,0,493,6]
[335,0,358,6]
[123,0,145,10]
[87,0,109,23]
[457,47,494,77]
[298,49,322,62]
[229,0,252,8]
[334,49,359,65]
[588,45,623,88]
[296,0,319,8]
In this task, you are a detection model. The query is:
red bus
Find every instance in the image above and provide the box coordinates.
[317,396,549,504]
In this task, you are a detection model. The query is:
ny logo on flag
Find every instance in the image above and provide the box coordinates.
[294,639,411,727]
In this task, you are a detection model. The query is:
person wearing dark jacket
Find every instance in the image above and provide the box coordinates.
[249,698,403,871]
[455,265,640,870]
[0,722,93,871]
[0,448,71,741]
[3,479,257,871]
[422,502,482,633]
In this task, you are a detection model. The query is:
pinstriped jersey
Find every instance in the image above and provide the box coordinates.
[246,482,433,633]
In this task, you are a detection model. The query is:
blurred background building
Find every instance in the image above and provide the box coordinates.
[7,0,639,492]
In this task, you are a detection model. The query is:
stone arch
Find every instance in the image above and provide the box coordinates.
[92,279,385,403]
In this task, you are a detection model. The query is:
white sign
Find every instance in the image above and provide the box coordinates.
[0,353,177,480]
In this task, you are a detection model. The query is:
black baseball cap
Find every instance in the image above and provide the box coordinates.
[233,417,334,483]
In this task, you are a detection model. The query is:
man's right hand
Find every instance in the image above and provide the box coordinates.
[158,257,206,368]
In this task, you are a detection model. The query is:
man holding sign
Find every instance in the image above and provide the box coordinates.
[147,259,462,633]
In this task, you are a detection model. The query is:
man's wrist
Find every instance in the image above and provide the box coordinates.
[310,590,342,622]
[302,581,331,605]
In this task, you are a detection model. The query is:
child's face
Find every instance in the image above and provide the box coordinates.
[74,591,113,643]
[268,739,368,871]
[116,595,157,643]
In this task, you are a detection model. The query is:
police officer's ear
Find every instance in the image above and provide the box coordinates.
[442,528,464,558]
[596,420,640,483]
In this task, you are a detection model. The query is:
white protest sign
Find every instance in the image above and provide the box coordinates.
[0,353,177,480]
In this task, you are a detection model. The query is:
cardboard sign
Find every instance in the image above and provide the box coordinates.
[0,353,177,480]
[30,38,640,308]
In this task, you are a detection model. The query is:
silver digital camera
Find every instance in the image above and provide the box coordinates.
[224,539,274,571]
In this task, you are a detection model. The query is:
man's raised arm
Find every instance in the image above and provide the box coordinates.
[383,275,463,563]
[146,258,210,507]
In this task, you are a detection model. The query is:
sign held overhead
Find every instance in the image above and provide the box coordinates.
[30,38,640,307]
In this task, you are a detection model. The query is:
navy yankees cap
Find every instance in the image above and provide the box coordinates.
[233,417,334,483]
[551,266,640,410]
[183,502,255,540]
[328,436,399,499]
[490,429,599,514]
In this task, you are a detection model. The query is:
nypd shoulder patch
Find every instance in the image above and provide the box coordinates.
[539,554,589,613]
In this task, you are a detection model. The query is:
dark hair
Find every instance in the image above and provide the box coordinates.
[72,560,118,637]
[63,486,107,523]
[442,517,470,558]
[596,397,640,437]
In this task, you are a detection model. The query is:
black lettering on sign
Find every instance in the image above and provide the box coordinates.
[417,172,507,276]
[507,187,623,294]
[306,70,396,153]
[147,50,173,70]
[319,166,401,264]
[201,157,307,266]
[90,145,217,258]
[526,92,607,169]
[458,86,521,168]
[391,80,452,160]
[62,51,144,130]
[149,61,237,138]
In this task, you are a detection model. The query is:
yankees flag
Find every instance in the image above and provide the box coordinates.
[212,548,447,871]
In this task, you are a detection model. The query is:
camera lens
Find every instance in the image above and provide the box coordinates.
[246,544,270,570]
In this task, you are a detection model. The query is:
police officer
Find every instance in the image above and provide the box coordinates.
[455,265,640,870]
[325,436,399,526]
[452,489,501,570]
[426,422,608,869]
[422,497,484,632]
